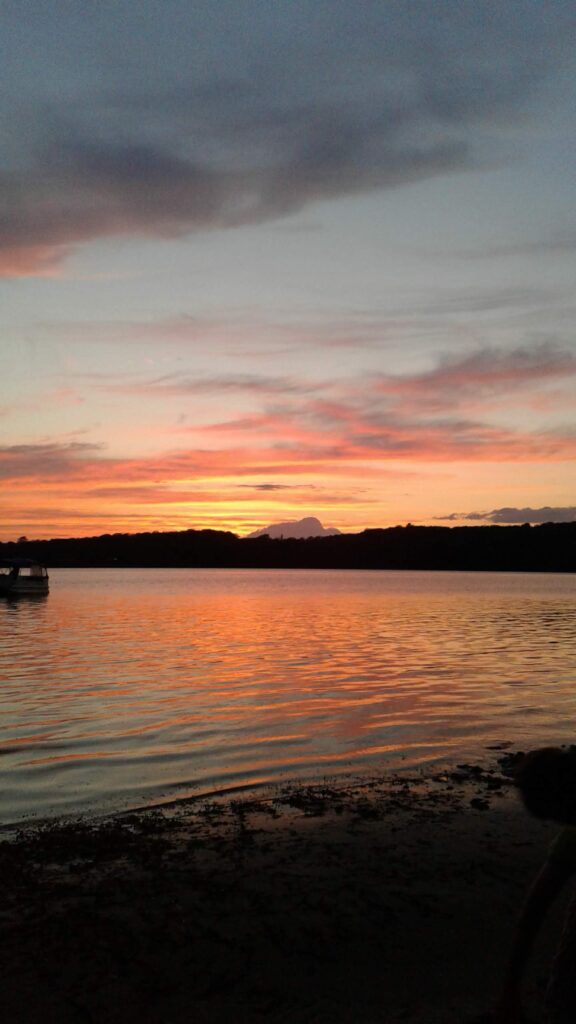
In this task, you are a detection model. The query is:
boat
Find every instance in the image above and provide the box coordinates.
[0,558,50,596]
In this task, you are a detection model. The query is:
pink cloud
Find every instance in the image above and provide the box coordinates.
[0,246,67,278]
[373,344,576,414]
[2,346,575,538]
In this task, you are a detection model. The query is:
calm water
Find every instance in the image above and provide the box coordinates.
[1,568,576,825]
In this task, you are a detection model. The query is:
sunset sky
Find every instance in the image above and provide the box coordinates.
[2,0,576,539]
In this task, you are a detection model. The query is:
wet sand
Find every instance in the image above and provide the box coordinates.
[1,753,573,1024]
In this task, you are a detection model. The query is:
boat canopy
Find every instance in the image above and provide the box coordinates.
[0,558,46,568]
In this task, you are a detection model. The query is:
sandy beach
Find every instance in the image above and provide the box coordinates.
[1,752,572,1024]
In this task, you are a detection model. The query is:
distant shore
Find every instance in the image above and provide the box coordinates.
[2,521,575,572]
[1,754,568,1023]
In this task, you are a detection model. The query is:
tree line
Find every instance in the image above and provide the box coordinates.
[1,522,574,572]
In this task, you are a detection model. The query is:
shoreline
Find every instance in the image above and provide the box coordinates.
[0,745,526,835]
[1,753,570,1023]
[0,744,536,835]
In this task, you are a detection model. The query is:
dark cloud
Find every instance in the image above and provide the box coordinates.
[0,442,104,480]
[237,483,297,492]
[437,507,576,524]
[1,0,573,273]
[0,123,468,272]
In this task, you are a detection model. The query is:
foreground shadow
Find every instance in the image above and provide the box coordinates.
[0,771,563,1024]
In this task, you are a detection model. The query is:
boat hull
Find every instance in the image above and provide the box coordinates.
[0,577,49,596]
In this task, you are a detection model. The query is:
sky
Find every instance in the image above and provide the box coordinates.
[1,0,576,540]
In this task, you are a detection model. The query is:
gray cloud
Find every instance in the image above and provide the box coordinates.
[409,287,561,318]
[96,339,575,416]
[456,234,576,262]
[373,342,576,412]
[0,442,104,480]
[437,507,576,524]
[103,372,318,398]
[34,310,478,355]
[237,483,295,492]
[1,0,574,271]
[0,122,468,268]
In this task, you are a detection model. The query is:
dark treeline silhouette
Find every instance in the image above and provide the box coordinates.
[1,522,574,572]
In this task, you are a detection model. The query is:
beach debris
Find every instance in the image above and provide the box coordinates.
[470,798,490,811]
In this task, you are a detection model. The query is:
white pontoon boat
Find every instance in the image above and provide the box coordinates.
[0,558,50,595]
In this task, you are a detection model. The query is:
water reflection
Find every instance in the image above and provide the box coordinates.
[1,569,576,823]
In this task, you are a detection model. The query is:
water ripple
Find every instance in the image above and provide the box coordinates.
[1,568,576,823]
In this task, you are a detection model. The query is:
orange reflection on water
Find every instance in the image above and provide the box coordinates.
[2,568,576,822]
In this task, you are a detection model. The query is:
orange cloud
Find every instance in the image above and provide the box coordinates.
[0,246,67,278]
[3,336,576,542]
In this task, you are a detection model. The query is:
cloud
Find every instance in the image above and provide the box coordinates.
[0,245,66,278]
[437,507,576,524]
[237,483,296,492]
[0,442,104,481]
[456,234,576,262]
[5,405,576,501]
[2,334,576,530]
[0,127,468,276]
[34,311,478,356]
[196,381,576,466]
[2,0,573,274]
[105,372,318,398]
[79,339,570,455]
[2,403,576,539]
[82,485,212,504]
[168,340,576,462]
[373,343,576,413]
[410,288,560,318]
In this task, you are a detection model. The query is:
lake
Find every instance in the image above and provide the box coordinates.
[1,568,575,825]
